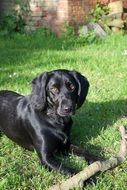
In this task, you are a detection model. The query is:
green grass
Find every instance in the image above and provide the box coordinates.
[0,30,127,190]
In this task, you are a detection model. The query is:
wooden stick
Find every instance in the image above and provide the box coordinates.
[49,126,127,190]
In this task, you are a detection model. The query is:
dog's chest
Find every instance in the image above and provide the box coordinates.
[46,110,71,129]
[46,114,72,144]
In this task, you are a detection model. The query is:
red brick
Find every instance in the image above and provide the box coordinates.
[123,0,127,8]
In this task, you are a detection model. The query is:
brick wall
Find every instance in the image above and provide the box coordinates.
[0,0,127,35]
[28,0,98,35]
[25,0,68,35]
[68,0,97,25]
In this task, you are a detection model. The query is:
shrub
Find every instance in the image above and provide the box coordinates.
[0,0,29,37]
[90,3,109,23]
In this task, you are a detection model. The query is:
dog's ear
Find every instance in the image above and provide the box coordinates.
[70,71,89,109]
[30,72,49,110]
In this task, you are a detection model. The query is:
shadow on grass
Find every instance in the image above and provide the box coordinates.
[0,32,81,51]
[0,55,90,90]
[72,99,127,145]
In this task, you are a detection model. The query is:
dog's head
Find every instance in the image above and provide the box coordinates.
[31,70,89,116]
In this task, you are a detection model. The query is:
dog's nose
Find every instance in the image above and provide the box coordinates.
[63,106,72,113]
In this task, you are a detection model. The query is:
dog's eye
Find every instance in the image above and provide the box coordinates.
[69,84,75,91]
[51,86,59,94]
[66,82,75,91]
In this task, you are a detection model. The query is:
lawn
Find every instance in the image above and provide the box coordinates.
[0,31,127,190]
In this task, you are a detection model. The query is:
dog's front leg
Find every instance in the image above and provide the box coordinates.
[33,137,78,176]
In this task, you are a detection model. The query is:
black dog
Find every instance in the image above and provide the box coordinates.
[0,69,89,175]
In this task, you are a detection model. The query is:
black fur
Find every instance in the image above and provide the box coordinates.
[0,69,89,175]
